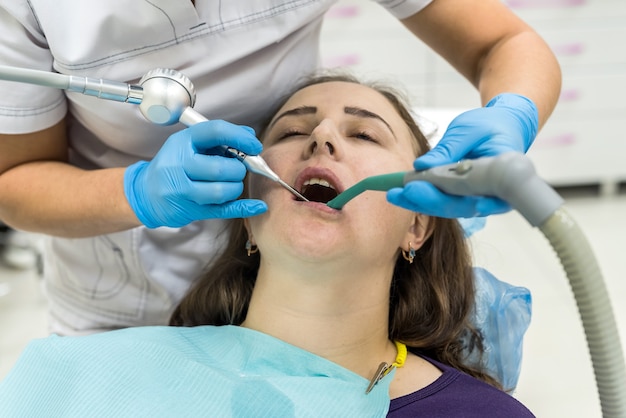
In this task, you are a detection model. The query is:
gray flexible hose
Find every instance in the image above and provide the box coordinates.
[404,153,626,417]
[541,208,626,418]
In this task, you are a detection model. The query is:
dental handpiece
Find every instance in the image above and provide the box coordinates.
[0,65,307,201]
[136,69,308,201]
[176,106,309,202]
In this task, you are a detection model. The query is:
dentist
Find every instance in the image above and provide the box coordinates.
[0,0,560,335]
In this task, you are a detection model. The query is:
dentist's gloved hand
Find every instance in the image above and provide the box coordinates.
[387,93,539,218]
[124,120,268,228]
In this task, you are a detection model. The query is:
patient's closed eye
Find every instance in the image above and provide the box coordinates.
[277,129,309,141]
[352,131,377,143]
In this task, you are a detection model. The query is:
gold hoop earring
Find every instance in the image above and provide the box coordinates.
[245,240,258,257]
[402,242,416,264]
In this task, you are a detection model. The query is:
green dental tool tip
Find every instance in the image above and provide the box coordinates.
[326,172,406,209]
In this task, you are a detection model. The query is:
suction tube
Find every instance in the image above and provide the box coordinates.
[540,210,626,417]
[330,153,626,417]
[412,153,626,417]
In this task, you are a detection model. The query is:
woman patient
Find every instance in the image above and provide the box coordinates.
[0,73,533,417]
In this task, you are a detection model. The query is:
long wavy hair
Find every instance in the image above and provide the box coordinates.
[170,72,500,389]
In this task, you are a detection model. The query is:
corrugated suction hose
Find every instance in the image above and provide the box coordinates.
[541,209,626,417]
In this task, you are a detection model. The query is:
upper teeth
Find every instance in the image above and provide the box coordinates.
[303,178,335,189]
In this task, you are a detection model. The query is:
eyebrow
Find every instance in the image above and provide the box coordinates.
[344,106,394,135]
[267,106,317,130]
[267,105,394,135]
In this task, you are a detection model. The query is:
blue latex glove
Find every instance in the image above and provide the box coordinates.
[124,120,268,228]
[387,93,538,218]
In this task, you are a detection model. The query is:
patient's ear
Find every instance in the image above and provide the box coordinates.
[403,214,432,251]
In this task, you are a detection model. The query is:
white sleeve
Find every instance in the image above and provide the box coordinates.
[0,3,67,134]
[373,0,434,20]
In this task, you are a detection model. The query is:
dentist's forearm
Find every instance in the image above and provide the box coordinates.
[476,30,561,129]
[402,0,561,129]
[0,161,142,238]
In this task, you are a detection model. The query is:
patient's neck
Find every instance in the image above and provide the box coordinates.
[241,260,397,378]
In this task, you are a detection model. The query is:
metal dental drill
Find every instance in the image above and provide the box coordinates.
[0,65,308,202]
[137,69,308,202]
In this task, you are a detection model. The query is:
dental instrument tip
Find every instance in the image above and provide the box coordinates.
[278,179,309,202]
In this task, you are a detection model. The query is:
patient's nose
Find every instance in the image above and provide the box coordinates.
[305,120,340,158]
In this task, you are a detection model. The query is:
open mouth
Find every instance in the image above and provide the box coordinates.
[300,178,339,204]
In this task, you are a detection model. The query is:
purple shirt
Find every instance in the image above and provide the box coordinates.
[388,357,534,417]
